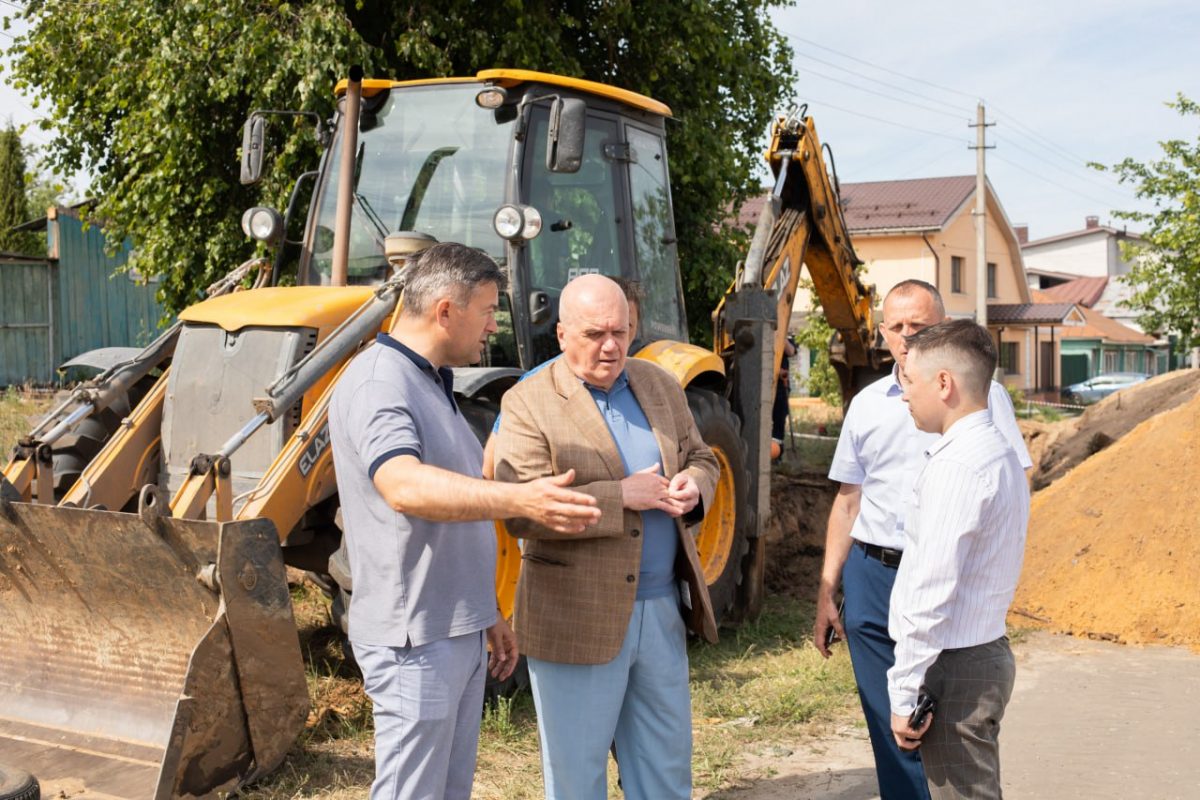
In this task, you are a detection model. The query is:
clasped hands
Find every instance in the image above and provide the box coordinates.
[621,462,700,516]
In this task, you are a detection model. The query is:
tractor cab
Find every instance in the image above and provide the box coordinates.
[294,70,689,369]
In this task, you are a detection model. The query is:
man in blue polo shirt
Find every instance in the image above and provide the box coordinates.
[329,242,602,800]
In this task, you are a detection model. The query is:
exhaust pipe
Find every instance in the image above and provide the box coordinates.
[330,65,364,287]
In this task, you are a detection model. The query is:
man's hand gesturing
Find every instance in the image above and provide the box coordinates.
[518,469,601,533]
[663,472,700,517]
[620,463,671,511]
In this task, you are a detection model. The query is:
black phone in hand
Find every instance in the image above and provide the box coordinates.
[909,692,936,729]
[823,597,845,649]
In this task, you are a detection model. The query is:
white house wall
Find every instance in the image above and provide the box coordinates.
[1023,232,1110,278]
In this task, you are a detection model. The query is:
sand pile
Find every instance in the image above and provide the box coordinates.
[1011,390,1200,646]
[1032,368,1200,489]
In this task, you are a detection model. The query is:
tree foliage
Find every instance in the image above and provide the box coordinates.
[792,279,841,405]
[1094,93,1200,350]
[5,0,795,337]
[0,124,40,255]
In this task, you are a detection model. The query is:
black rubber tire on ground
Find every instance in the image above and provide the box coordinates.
[685,388,751,624]
[0,765,39,800]
[329,584,361,677]
[48,376,155,501]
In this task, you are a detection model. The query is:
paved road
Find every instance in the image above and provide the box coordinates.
[712,631,1200,799]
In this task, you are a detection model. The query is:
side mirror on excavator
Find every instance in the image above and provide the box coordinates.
[546,97,585,173]
[240,113,266,185]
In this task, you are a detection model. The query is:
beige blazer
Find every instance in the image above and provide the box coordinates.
[494,357,720,665]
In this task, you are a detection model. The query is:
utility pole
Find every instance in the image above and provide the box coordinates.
[969,103,995,325]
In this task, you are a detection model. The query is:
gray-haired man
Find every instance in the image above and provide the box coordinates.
[329,242,601,800]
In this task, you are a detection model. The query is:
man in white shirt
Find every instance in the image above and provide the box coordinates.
[888,318,1029,800]
[813,280,1031,800]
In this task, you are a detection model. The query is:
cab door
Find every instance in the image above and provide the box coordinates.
[521,107,628,366]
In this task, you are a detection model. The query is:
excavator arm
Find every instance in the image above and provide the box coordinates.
[711,110,879,621]
[716,109,878,396]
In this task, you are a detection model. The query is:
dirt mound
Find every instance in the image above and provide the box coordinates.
[1032,369,1200,490]
[1011,391,1200,647]
[765,471,838,600]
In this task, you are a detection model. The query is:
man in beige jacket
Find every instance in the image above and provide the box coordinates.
[494,274,718,800]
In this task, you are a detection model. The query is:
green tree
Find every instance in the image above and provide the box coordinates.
[0,124,39,254]
[4,0,794,335]
[793,280,841,405]
[1094,93,1200,351]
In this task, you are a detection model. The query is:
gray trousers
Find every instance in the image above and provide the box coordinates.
[920,637,1016,800]
[353,630,487,800]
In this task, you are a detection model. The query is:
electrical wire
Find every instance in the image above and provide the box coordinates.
[795,64,969,121]
[995,135,1131,202]
[991,152,1130,211]
[784,33,979,102]
[798,95,968,143]
[781,29,1123,196]
[788,43,971,114]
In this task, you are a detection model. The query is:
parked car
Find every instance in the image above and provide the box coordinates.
[1061,372,1151,404]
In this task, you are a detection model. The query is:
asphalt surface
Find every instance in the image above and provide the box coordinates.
[714,631,1200,799]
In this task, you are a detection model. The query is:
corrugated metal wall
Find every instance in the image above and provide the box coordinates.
[0,209,168,386]
[0,258,55,385]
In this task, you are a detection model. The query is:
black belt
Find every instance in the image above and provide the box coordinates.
[856,540,903,568]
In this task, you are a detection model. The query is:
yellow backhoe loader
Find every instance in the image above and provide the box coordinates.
[0,68,879,797]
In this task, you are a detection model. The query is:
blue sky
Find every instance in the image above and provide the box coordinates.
[770,0,1200,239]
[3,3,1199,240]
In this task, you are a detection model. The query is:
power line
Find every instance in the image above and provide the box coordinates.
[781,30,1120,188]
[799,95,969,143]
[785,33,979,102]
[995,134,1130,202]
[991,105,1121,180]
[795,64,970,121]
[991,152,1130,211]
[789,46,969,115]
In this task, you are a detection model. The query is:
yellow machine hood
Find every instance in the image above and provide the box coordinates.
[180,286,377,336]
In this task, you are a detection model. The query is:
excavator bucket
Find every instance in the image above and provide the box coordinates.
[0,500,309,799]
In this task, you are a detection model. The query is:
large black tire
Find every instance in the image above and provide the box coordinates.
[48,376,155,501]
[0,765,39,800]
[685,388,752,625]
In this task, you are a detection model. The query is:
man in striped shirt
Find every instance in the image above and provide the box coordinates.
[814,280,1030,800]
[889,319,1030,800]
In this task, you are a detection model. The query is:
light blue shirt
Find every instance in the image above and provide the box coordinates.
[586,371,678,600]
[491,356,558,435]
[828,368,1032,550]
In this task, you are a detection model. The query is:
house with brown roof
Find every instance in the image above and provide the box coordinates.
[1035,279,1168,384]
[1021,216,1149,336]
[769,175,1077,392]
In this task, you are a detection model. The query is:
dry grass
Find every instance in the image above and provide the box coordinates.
[245,586,857,799]
[0,387,56,455]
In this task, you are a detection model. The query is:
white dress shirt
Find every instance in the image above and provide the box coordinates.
[828,369,1031,550]
[886,409,1030,715]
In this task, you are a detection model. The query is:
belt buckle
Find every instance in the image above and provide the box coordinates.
[880,548,902,568]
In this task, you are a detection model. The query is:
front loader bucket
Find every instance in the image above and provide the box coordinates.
[0,501,309,799]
